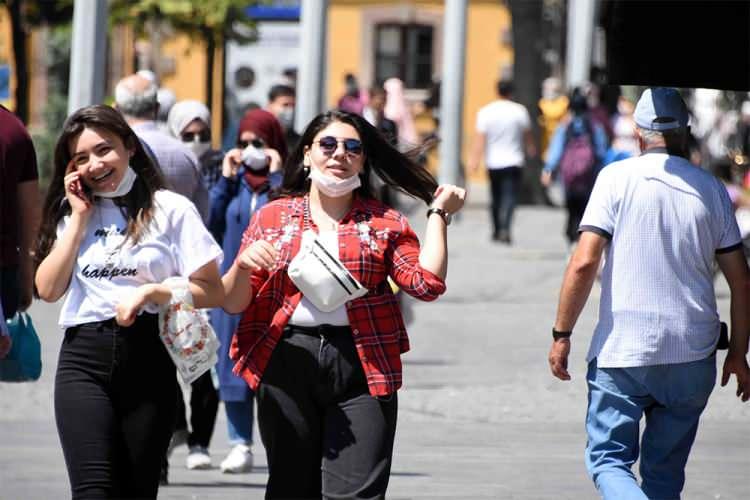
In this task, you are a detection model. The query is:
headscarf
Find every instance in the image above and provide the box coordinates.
[383,77,418,145]
[167,100,211,137]
[237,108,288,163]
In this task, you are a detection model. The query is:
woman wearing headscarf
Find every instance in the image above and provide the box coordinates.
[384,77,419,146]
[207,108,286,473]
[161,100,223,474]
[167,100,225,194]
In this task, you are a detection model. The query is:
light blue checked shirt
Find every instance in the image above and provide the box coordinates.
[133,121,209,221]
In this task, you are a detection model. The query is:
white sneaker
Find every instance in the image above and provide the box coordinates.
[186,446,212,470]
[220,444,253,473]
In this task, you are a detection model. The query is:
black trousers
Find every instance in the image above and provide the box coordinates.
[488,167,521,236]
[55,314,177,499]
[174,370,219,448]
[258,324,398,500]
[565,189,591,243]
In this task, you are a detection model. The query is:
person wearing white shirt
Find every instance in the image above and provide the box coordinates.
[468,80,536,244]
[547,88,750,499]
[34,105,224,499]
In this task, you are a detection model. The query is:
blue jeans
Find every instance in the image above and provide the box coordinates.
[488,167,521,237]
[225,398,254,446]
[585,356,716,500]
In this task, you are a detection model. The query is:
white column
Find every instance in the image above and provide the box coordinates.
[295,0,329,132]
[565,0,596,90]
[68,0,108,114]
[438,0,468,186]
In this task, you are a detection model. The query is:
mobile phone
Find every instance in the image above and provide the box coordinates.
[71,178,92,203]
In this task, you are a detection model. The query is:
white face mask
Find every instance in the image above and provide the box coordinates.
[188,138,211,159]
[93,166,138,198]
[277,108,294,130]
[309,167,361,198]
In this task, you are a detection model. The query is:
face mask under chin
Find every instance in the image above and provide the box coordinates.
[309,167,361,198]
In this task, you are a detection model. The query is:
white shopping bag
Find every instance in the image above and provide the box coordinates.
[158,277,220,384]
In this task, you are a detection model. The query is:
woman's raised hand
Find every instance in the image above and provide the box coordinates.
[431,184,466,214]
[265,147,283,173]
[222,148,243,178]
[63,161,93,218]
[236,240,279,273]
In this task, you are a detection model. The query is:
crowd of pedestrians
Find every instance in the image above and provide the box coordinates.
[1,69,749,500]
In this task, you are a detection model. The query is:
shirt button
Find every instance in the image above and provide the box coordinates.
[353,329,359,335]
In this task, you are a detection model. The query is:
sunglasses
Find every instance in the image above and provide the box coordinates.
[181,130,210,142]
[238,138,265,149]
[315,136,363,156]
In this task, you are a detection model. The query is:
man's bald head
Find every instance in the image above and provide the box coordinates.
[115,74,159,120]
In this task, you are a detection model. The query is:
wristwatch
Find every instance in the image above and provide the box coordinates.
[427,207,452,226]
[552,328,572,340]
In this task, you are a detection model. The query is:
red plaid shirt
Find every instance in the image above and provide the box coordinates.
[230,194,446,396]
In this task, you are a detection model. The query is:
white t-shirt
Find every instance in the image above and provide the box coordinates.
[289,230,349,326]
[580,153,742,367]
[475,99,531,169]
[56,190,223,329]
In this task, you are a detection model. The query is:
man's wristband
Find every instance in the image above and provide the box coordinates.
[552,328,572,340]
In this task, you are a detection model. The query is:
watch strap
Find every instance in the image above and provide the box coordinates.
[427,207,450,225]
[552,328,572,340]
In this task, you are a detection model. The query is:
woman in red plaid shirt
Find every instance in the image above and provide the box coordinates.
[222,109,465,499]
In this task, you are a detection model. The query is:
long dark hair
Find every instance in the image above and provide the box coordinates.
[279,109,437,204]
[34,105,165,271]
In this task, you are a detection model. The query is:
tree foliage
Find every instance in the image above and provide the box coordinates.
[109,0,257,44]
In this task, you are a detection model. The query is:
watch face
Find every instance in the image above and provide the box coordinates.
[444,212,452,225]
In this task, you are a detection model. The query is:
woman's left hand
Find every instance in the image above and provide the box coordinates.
[265,147,283,173]
[431,184,466,214]
[115,284,171,327]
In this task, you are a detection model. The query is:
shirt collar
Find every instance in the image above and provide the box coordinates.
[641,147,669,155]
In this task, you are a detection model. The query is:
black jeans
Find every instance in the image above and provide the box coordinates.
[565,189,591,243]
[488,167,521,237]
[55,314,178,499]
[258,324,398,500]
[174,369,219,448]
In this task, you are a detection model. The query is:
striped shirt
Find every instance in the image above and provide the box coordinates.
[230,195,446,396]
[580,152,742,367]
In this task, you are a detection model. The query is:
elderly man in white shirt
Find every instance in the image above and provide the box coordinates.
[114,74,208,220]
[548,88,750,499]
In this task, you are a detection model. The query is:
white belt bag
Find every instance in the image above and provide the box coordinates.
[288,230,368,312]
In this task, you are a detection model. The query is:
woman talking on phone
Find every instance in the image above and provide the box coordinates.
[222,109,465,498]
[34,105,224,499]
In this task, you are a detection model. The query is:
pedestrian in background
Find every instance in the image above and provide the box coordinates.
[206,108,287,474]
[0,104,40,331]
[468,80,536,244]
[548,88,750,499]
[34,105,224,499]
[337,73,366,115]
[266,84,301,154]
[384,77,419,146]
[541,89,608,246]
[115,73,209,220]
[222,110,465,498]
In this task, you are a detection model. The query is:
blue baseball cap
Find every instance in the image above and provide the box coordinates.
[634,87,690,131]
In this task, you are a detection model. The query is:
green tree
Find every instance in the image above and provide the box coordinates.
[110,0,257,113]
[0,1,72,123]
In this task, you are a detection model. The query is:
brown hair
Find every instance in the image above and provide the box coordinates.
[280,109,437,204]
[34,105,165,273]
